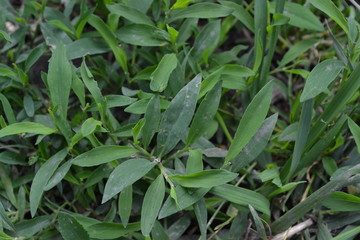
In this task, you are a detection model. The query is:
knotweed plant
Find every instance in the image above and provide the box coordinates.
[0,0,359,239]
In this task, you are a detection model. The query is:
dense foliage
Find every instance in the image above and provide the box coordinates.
[0,0,360,239]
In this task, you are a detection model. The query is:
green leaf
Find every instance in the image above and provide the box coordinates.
[194,198,207,240]
[231,113,278,172]
[0,163,17,207]
[322,192,360,211]
[249,205,266,240]
[102,158,156,203]
[88,15,128,72]
[156,74,201,157]
[0,30,11,42]
[58,212,90,240]
[23,94,34,117]
[141,174,165,236]
[187,81,222,146]
[47,44,72,119]
[150,54,178,92]
[0,231,12,240]
[286,99,313,181]
[85,222,141,239]
[0,122,57,139]
[301,60,345,102]
[309,0,349,36]
[107,3,154,26]
[44,160,72,191]
[210,184,270,216]
[225,81,273,165]
[15,215,53,237]
[270,2,324,31]
[199,68,223,99]
[0,201,15,232]
[192,20,221,62]
[268,181,306,198]
[332,226,360,240]
[25,43,46,73]
[30,149,68,217]
[0,93,16,124]
[142,95,161,149]
[71,73,86,107]
[169,3,232,22]
[80,60,106,118]
[169,169,237,188]
[72,146,138,167]
[81,118,102,137]
[118,185,132,228]
[66,38,110,60]
[219,1,254,32]
[125,98,170,114]
[116,24,169,47]
[279,39,318,67]
[348,118,360,153]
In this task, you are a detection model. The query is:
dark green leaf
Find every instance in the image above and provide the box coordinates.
[169,169,237,188]
[72,146,138,167]
[141,174,165,236]
[156,74,201,157]
[102,158,156,203]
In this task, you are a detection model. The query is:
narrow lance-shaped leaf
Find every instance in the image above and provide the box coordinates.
[107,3,154,26]
[286,99,313,181]
[47,44,72,120]
[85,222,141,239]
[169,169,238,188]
[224,81,273,165]
[321,192,360,212]
[72,146,138,167]
[210,184,270,216]
[169,3,233,22]
[187,81,222,146]
[88,15,128,72]
[102,158,157,203]
[118,185,132,228]
[0,163,17,207]
[142,95,161,149]
[116,24,170,47]
[150,54,178,92]
[309,0,349,36]
[231,113,278,172]
[194,198,207,240]
[0,94,16,124]
[141,174,165,236]
[272,2,324,32]
[0,122,57,139]
[156,74,201,157]
[279,39,318,67]
[30,148,68,217]
[44,161,72,191]
[249,205,267,240]
[300,60,345,102]
[80,60,107,119]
